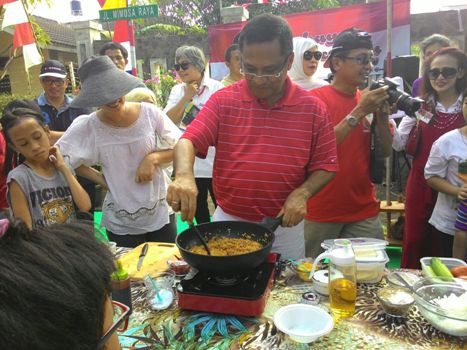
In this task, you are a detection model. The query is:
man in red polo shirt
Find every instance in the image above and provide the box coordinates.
[167,14,338,260]
[304,28,392,258]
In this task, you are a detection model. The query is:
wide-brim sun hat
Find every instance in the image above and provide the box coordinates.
[71,55,142,108]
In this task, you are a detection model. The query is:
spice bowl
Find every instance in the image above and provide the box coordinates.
[377,287,415,317]
[292,258,314,282]
[167,259,191,277]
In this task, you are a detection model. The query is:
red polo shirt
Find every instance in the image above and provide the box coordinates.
[182,78,338,222]
[306,85,379,222]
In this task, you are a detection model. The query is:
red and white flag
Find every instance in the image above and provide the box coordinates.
[1,0,42,71]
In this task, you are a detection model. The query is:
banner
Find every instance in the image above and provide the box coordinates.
[208,0,411,80]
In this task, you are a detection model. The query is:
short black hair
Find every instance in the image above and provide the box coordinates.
[99,42,128,60]
[0,221,115,350]
[238,14,293,57]
[224,44,239,62]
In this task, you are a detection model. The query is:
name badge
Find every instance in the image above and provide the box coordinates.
[415,109,433,124]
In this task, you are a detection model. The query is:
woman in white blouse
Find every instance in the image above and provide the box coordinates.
[58,56,182,247]
[288,37,328,91]
[164,46,224,224]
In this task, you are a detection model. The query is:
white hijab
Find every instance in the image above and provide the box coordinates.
[289,37,328,91]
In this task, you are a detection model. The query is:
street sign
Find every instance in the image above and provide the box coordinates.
[99,4,158,22]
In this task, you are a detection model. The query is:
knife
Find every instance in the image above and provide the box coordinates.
[136,243,149,271]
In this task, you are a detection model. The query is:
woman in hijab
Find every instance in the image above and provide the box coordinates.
[289,37,328,90]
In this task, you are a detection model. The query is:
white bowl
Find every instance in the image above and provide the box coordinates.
[273,304,334,343]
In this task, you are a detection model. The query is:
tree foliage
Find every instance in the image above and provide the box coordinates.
[142,0,365,31]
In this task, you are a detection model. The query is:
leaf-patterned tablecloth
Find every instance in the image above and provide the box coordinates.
[115,251,465,350]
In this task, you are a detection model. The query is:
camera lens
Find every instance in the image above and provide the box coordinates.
[387,89,423,117]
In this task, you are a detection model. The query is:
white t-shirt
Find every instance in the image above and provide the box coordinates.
[425,128,467,235]
[57,103,182,234]
[164,76,224,178]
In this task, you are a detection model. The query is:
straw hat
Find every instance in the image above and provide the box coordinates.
[71,55,142,108]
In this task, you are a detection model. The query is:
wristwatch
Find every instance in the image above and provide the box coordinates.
[345,115,360,128]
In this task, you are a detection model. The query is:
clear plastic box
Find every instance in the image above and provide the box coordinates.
[420,257,467,277]
[321,238,389,284]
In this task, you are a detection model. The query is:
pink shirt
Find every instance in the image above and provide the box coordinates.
[182,78,338,221]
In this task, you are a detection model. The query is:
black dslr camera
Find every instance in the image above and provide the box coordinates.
[370,77,423,117]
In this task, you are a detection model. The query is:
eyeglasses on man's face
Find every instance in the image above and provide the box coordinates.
[97,300,130,349]
[341,54,378,66]
[428,67,458,80]
[303,51,323,61]
[174,62,192,71]
[41,78,66,86]
[240,57,289,81]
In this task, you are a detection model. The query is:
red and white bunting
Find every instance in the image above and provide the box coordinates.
[1,0,42,71]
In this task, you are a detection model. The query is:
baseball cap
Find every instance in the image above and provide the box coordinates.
[39,60,67,79]
[324,28,373,68]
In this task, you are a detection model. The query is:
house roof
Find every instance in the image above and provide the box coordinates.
[34,16,76,48]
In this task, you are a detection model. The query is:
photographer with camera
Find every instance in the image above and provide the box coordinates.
[393,47,467,268]
[304,28,394,259]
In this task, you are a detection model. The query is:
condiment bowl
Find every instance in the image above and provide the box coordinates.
[412,277,467,336]
[273,304,334,343]
[167,259,190,277]
[296,259,314,282]
[377,287,414,317]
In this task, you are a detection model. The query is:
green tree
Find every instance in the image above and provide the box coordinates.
[141,0,365,32]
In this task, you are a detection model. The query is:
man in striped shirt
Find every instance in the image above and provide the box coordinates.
[167,14,338,260]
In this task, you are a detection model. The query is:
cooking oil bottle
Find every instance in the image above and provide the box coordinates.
[310,239,357,321]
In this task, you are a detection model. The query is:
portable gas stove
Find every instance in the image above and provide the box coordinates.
[177,253,280,316]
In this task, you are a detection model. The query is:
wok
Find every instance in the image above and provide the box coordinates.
[176,217,282,273]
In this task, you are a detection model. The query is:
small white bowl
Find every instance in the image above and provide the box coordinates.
[273,304,334,343]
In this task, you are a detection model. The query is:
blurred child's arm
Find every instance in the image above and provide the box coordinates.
[9,180,33,229]
[76,166,108,190]
[49,147,91,212]
[453,230,467,261]
[135,149,174,183]
[426,176,467,199]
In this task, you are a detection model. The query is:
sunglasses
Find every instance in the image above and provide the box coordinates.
[428,67,458,80]
[41,78,66,86]
[97,300,130,349]
[342,54,378,66]
[303,51,323,61]
[174,62,191,71]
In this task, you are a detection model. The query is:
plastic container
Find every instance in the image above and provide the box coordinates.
[111,260,132,312]
[311,269,343,296]
[273,304,334,343]
[322,238,389,284]
[420,257,467,277]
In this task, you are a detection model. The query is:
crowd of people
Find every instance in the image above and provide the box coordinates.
[1,13,467,348]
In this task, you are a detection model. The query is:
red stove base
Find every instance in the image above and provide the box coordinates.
[177,253,279,317]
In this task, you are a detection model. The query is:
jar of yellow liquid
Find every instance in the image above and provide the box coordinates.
[310,239,357,320]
